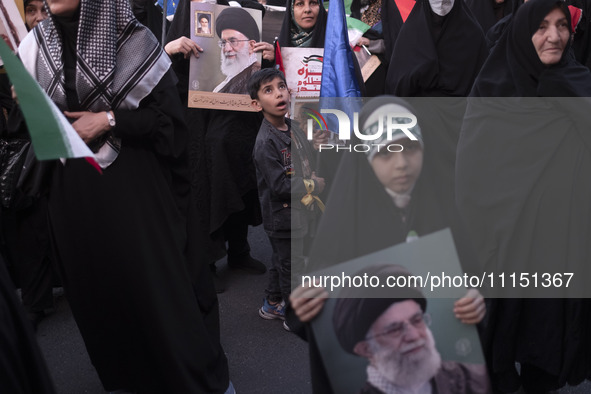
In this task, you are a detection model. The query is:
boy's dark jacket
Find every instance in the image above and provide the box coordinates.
[253,118,319,239]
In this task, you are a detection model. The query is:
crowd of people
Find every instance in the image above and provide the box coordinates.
[1,0,591,393]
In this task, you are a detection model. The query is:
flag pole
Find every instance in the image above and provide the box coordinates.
[161,0,168,46]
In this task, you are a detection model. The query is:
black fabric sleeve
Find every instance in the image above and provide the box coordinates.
[111,70,188,160]
[113,69,190,218]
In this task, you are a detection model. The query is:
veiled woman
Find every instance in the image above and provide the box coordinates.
[18,0,229,391]
[277,0,328,49]
[165,0,272,285]
[384,0,488,233]
[456,0,591,391]
[287,96,486,393]
[385,0,487,97]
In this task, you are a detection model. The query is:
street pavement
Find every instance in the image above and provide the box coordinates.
[33,224,591,393]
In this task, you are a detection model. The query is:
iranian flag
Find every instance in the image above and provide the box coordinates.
[0,39,100,172]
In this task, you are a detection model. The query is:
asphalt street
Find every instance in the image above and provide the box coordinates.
[33,224,591,393]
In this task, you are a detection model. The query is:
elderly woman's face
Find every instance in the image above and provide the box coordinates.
[47,0,80,17]
[531,7,570,65]
[293,0,320,30]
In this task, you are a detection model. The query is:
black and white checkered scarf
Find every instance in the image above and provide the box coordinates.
[19,0,171,168]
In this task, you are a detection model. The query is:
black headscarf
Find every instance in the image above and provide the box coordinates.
[567,0,591,69]
[484,0,523,50]
[380,0,407,65]
[131,0,169,40]
[465,0,516,35]
[385,0,487,97]
[277,0,327,47]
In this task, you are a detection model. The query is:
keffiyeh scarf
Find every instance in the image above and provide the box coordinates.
[19,0,171,168]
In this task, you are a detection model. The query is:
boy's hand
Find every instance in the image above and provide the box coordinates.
[165,37,203,59]
[289,284,329,323]
[453,289,485,324]
[312,129,329,151]
[253,41,275,61]
[311,172,325,194]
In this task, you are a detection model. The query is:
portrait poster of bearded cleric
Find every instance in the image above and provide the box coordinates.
[308,230,492,394]
[188,2,262,111]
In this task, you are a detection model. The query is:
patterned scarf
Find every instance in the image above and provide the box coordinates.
[290,0,315,47]
[19,0,171,168]
[361,0,382,27]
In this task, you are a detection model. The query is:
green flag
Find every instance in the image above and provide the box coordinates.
[0,39,98,169]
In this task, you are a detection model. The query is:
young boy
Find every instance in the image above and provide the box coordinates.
[248,68,325,325]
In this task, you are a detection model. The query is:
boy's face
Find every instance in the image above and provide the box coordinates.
[252,76,290,118]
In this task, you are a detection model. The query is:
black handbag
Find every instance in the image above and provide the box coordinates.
[0,138,30,208]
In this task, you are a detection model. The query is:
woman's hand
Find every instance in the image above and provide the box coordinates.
[164,37,203,59]
[357,37,370,47]
[11,85,18,104]
[453,288,486,324]
[253,41,275,62]
[289,284,329,322]
[64,111,112,144]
